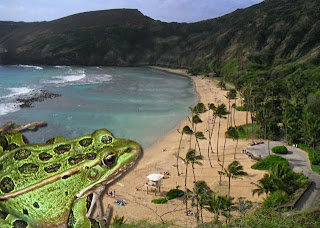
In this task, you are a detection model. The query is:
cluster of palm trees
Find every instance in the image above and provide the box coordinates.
[251,163,308,198]
[189,161,248,225]
[175,88,248,221]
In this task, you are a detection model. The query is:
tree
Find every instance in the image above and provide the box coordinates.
[226,127,239,159]
[189,103,207,148]
[186,149,203,183]
[226,89,237,127]
[192,115,203,150]
[180,149,202,215]
[218,161,248,197]
[218,80,226,90]
[206,194,234,224]
[192,181,213,225]
[176,126,193,176]
[302,91,320,158]
[215,104,228,161]
[207,103,216,168]
[195,132,206,156]
[251,173,274,197]
[192,102,208,115]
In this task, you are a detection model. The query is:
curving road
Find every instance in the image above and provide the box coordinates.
[246,141,320,210]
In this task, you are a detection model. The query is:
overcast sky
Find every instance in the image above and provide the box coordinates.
[0,0,264,23]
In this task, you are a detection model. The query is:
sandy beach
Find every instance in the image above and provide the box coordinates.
[104,67,266,226]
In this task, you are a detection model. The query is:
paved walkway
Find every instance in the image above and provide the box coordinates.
[246,141,320,210]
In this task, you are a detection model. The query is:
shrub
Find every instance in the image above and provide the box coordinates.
[272,146,288,154]
[166,189,184,200]
[263,190,288,208]
[236,106,247,111]
[251,155,289,170]
[151,198,168,204]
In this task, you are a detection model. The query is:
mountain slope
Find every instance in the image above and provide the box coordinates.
[0,0,319,67]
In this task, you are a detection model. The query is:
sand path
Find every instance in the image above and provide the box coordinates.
[103,67,265,226]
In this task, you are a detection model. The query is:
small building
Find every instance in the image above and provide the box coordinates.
[145,173,164,195]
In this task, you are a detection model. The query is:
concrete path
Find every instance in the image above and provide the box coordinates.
[246,141,320,210]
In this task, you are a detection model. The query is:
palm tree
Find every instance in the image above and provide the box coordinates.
[226,89,237,127]
[237,197,252,216]
[251,173,275,197]
[186,149,203,183]
[226,127,239,159]
[192,115,203,149]
[180,149,202,215]
[192,181,213,225]
[192,102,208,115]
[215,104,228,162]
[232,103,237,127]
[218,161,248,197]
[207,103,216,168]
[176,126,193,176]
[206,194,234,224]
[195,132,206,156]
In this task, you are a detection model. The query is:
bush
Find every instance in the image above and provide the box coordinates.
[166,189,184,200]
[263,190,288,208]
[151,198,168,204]
[272,146,288,154]
[236,106,247,111]
[251,155,289,170]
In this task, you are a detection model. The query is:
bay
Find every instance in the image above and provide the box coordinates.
[0,65,197,148]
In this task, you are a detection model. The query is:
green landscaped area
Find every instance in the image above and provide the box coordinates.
[236,124,261,140]
[298,144,320,174]
[251,155,289,170]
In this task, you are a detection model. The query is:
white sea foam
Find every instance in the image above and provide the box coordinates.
[58,74,86,83]
[0,102,21,116]
[54,65,70,69]
[0,87,34,99]
[44,68,112,86]
[17,64,43,70]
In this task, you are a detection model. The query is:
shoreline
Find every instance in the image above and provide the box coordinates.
[143,66,200,152]
[105,67,266,226]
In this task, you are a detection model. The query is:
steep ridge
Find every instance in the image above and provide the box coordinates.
[0,0,319,67]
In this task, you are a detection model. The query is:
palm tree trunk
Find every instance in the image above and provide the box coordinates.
[196,201,200,225]
[233,98,237,127]
[192,163,196,182]
[176,133,183,176]
[209,117,216,153]
[219,136,227,185]
[217,118,221,161]
[185,164,188,215]
[220,108,230,185]
[228,176,231,197]
[196,139,201,156]
[228,100,232,127]
[194,124,198,150]
[234,138,238,159]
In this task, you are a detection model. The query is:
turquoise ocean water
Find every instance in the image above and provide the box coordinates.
[0,65,197,148]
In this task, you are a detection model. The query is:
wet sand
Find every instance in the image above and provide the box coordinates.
[103,67,266,226]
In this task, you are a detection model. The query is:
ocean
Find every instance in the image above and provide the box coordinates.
[0,65,197,148]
